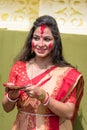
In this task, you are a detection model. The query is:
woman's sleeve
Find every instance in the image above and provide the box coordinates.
[7,62,19,84]
[65,75,84,105]
[65,87,76,104]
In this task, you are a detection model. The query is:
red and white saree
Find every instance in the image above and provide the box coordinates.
[7,61,84,130]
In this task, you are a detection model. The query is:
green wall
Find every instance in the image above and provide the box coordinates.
[0,30,87,130]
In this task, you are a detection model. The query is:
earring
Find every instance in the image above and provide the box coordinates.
[31,49,33,54]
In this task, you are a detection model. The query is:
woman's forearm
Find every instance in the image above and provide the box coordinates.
[2,95,16,112]
[47,97,75,119]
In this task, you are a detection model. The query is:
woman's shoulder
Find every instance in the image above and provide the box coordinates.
[56,66,83,79]
[68,67,82,77]
[60,67,84,88]
[14,60,26,64]
[12,61,26,68]
[64,67,84,83]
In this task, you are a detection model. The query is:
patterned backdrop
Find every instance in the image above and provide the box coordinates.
[0,0,87,34]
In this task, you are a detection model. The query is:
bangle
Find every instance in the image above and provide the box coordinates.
[37,90,46,103]
[6,94,18,103]
[43,92,50,106]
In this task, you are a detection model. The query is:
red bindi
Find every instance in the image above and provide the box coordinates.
[40,24,46,35]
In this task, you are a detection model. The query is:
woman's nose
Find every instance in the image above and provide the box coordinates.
[39,38,44,46]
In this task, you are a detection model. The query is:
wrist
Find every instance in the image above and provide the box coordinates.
[38,91,50,106]
[43,92,50,106]
[6,93,18,103]
[37,90,46,103]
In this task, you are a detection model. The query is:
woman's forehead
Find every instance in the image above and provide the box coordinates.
[34,26,52,36]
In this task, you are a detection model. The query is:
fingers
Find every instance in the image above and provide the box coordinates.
[23,85,36,92]
[28,91,34,98]
[24,86,46,102]
[3,82,14,87]
[24,85,39,98]
[24,90,35,98]
[5,83,20,99]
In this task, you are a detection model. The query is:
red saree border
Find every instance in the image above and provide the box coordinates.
[56,68,81,100]
[32,66,57,86]
[55,68,84,123]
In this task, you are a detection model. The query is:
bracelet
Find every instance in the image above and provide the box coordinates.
[37,90,46,103]
[43,92,50,106]
[6,94,18,103]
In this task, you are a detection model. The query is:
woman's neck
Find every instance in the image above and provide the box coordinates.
[34,56,53,69]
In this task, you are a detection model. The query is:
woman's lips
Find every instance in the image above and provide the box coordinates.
[36,47,47,53]
[37,49,46,53]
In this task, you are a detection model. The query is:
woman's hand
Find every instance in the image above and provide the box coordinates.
[5,83,20,100]
[2,82,20,113]
[24,85,46,103]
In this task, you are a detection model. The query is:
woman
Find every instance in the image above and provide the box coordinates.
[2,15,84,130]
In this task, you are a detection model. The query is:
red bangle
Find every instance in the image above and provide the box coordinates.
[43,92,50,106]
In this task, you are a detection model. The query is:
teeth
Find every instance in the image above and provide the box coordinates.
[36,46,47,50]
[36,47,47,50]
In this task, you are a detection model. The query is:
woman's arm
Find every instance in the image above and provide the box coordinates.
[47,97,75,119]
[2,85,20,113]
[47,87,76,119]
[2,95,16,112]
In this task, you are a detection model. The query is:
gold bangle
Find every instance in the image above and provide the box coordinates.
[37,90,46,103]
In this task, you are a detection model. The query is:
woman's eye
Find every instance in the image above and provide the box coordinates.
[33,36,40,41]
[44,37,51,42]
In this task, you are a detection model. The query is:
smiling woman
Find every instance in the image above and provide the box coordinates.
[2,15,84,130]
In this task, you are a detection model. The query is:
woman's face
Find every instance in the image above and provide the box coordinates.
[32,25,54,58]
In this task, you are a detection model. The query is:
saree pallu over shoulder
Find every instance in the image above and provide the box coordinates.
[55,67,84,123]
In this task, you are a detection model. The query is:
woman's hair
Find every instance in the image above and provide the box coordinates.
[15,15,73,67]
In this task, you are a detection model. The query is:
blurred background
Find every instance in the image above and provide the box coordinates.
[0,0,87,130]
